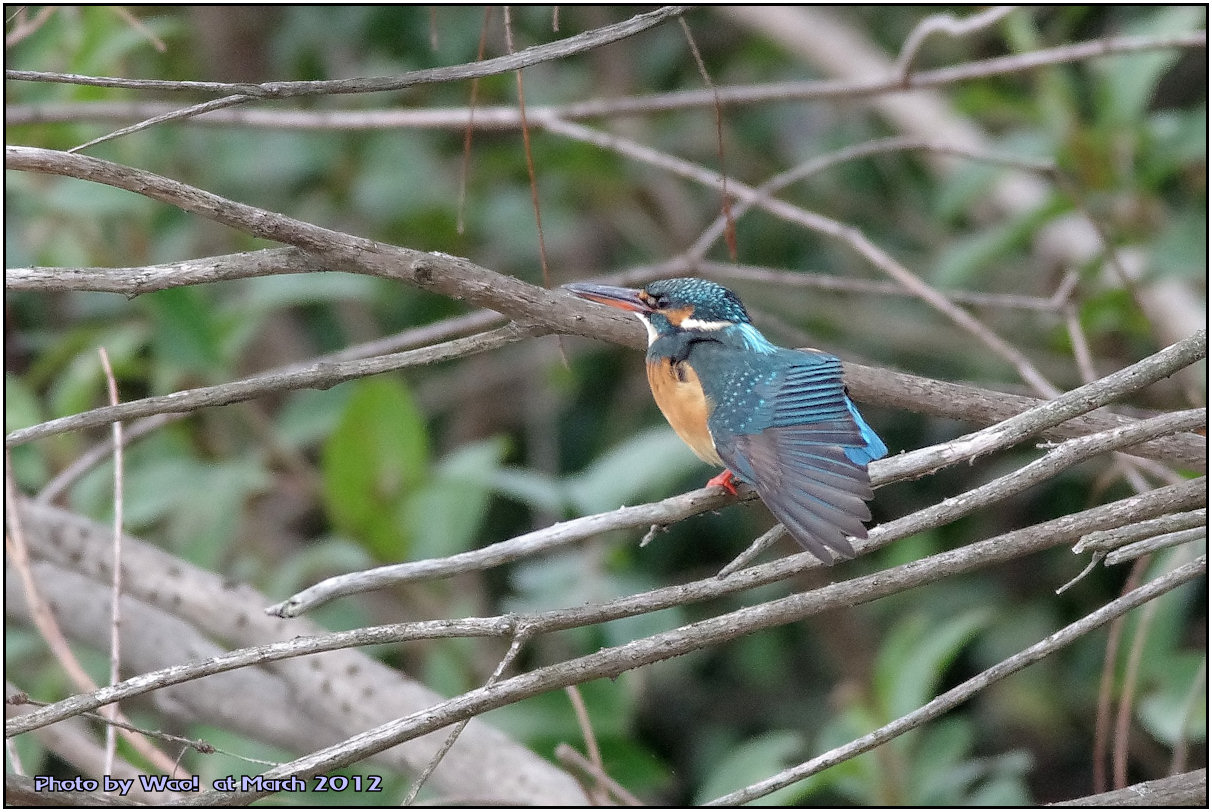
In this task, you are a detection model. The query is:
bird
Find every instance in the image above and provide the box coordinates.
[564,277,887,563]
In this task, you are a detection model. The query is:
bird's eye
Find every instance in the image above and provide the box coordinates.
[647,292,670,309]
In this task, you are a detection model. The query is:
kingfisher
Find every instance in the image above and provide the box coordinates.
[564,277,887,563]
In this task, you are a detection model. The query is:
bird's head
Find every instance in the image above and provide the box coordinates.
[564,277,754,345]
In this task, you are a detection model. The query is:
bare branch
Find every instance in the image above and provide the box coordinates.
[5,324,543,447]
[893,6,1018,81]
[7,501,588,804]
[270,391,1204,620]
[1075,510,1209,557]
[706,555,1208,805]
[97,348,125,775]
[179,477,1206,805]
[876,332,1207,483]
[5,8,688,98]
[537,116,1063,396]
[844,363,1205,472]
[7,31,1203,129]
[6,247,328,294]
[1050,768,1208,807]
[1105,528,1208,566]
[21,7,687,152]
[4,143,640,353]
[267,485,743,617]
[4,612,516,738]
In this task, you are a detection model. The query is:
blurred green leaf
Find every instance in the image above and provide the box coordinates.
[144,286,226,384]
[1092,6,1207,127]
[874,607,992,721]
[965,758,1034,806]
[1149,207,1208,280]
[1137,649,1207,746]
[5,374,49,488]
[567,426,702,515]
[44,322,148,421]
[321,377,429,560]
[931,202,1056,289]
[491,466,567,515]
[693,731,807,806]
[275,387,353,450]
[75,454,271,570]
[403,436,509,560]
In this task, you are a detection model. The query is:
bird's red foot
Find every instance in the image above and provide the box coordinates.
[707,469,739,495]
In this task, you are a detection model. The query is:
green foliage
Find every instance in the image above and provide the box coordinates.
[320,378,430,561]
[809,607,1032,805]
[493,425,701,517]
[320,377,509,562]
[1124,548,1209,753]
[403,435,509,562]
[484,678,672,799]
[5,5,1204,805]
[693,731,807,806]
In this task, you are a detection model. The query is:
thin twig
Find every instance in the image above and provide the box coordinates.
[683,135,1059,265]
[173,478,1208,806]
[456,7,494,235]
[4,457,178,773]
[35,6,687,152]
[7,30,1202,121]
[1104,528,1207,566]
[1114,569,1160,789]
[704,555,1207,805]
[893,6,1018,82]
[272,390,1204,619]
[1093,556,1148,793]
[97,348,124,776]
[563,685,610,804]
[109,7,167,53]
[4,5,57,48]
[680,15,736,259]
[266,484,743,617]
[556,743,644,806]
[537,116,1062,396]
[6,8,688,96]
[698,260,1070,311]
[5,323,544,447]
[1074,510,1208,556]
[403,630,535,804]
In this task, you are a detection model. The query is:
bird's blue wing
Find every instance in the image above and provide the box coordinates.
[710,351,885,563]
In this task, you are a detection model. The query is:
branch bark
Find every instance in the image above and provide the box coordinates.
[175,477,1206,805]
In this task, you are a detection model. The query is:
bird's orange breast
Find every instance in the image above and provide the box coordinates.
[646,358,724,466]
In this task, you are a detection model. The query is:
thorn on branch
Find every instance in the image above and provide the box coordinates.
[640,524,667,547]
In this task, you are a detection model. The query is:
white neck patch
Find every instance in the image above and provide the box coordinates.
[636,313,660,346]
[678,317,732,332]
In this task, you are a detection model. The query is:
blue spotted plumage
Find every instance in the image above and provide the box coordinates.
[564,277,887,563]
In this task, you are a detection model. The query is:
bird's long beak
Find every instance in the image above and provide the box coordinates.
[563,282,653,313]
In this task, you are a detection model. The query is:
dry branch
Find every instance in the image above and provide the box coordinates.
[5,499,587,805]
[6,30,1204,128]
[179,477,1206,805]
[6,148,1204,471]
[6,9,1205,805]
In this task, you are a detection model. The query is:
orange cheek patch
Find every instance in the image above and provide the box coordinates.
[663,306,696,327]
